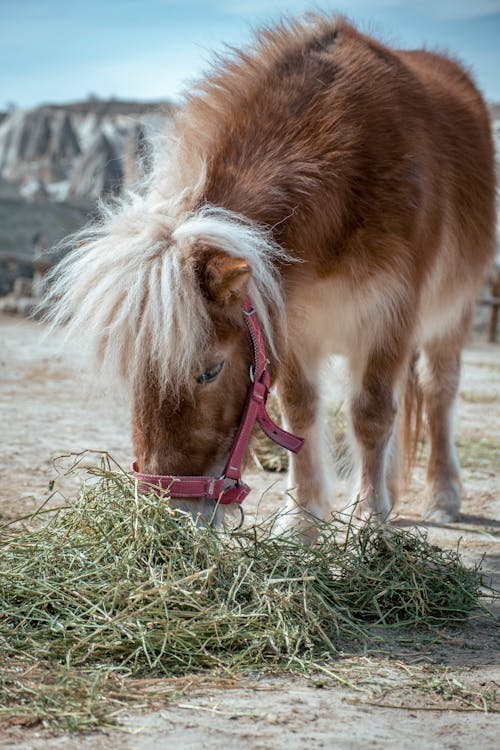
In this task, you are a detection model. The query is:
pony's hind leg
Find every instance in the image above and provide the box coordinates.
[418,312,471,522]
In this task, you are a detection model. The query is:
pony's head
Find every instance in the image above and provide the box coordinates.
[45,201,286,522]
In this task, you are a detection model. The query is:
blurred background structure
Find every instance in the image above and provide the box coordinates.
[0,1,498,329]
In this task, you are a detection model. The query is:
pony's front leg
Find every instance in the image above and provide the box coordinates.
[275,358,335,543]
[348,348,404,522]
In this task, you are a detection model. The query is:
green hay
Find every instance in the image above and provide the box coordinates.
[0,461,491,730]
[0,466,484,680]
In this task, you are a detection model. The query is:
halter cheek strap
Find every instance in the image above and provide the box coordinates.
[131,298,304,505]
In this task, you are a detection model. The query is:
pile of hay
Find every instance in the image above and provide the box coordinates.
[0,466,484,679]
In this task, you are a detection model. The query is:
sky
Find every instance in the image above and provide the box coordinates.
[1,0,500,109]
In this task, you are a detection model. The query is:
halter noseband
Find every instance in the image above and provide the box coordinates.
[131,298,304,505]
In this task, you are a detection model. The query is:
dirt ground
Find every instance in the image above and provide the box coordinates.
[0,313,499,749]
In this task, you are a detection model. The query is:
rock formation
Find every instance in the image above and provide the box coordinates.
[0,99,172,202]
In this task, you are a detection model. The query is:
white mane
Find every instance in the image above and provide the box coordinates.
[43,190,287,396]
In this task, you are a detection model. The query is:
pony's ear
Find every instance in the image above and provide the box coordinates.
[202,252,251,307]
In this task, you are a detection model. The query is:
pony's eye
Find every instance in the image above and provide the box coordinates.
[196,360,225,385]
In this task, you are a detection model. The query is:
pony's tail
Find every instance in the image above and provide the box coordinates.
[400,352,424,488]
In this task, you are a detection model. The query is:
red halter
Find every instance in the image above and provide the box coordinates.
[131,298,304,505]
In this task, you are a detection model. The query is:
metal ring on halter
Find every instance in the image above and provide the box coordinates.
[221,501,245,532]
[232,503,245,532]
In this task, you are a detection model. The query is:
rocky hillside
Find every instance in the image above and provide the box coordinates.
[0,99,174,296]
[0,98,174,203]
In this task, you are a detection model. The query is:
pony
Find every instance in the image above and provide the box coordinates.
[45,16,496,542]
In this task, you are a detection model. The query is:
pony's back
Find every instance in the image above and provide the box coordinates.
[181,18,495,290]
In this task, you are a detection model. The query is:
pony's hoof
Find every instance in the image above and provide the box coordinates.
[423,505,460,524]
[272,513,320,546]
[424,482,461,523]
[353,500,391,526]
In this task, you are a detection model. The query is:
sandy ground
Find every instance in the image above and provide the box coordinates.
[0,313,499,749]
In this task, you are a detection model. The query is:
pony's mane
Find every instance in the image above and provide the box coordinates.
[43,198,286,395]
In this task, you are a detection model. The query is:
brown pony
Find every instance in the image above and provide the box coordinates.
[46,16,496,541]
